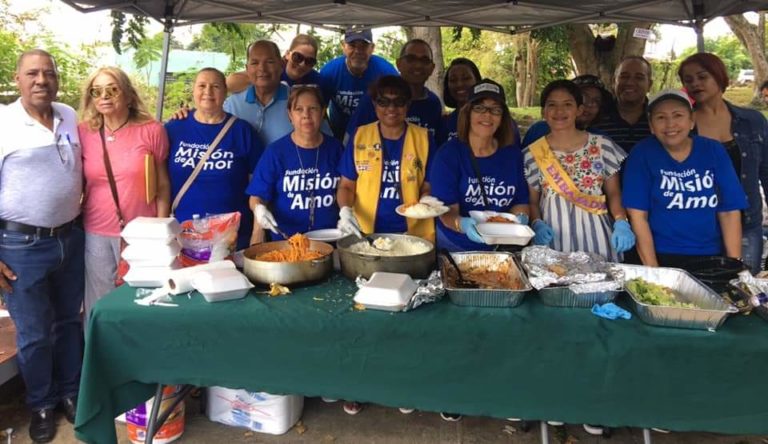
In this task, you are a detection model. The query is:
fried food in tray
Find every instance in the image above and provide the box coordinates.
[443,255,524,290]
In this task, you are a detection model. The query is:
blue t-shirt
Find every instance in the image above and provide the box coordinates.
[339,125,436,234]
[281,69,321,87]
[622,135,748,256]
[440,108,523,149]
[246,134,343,239]
[165,112,263,249]
[430,139,529,251]
[344,88,444,144]
[320,55,398,138]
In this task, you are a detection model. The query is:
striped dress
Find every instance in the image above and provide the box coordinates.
[523,133,626,262]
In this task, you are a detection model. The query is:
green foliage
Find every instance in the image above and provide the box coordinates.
[678,35,751,81]
[309,29,342,68]
[161,70,198,119]
[132,33,164,85]
[188,23,281,72]
[375,28,406,65]
[110,11,149,54]
[531,26,572,89]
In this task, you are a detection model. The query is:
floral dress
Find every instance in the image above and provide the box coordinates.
[523,133,626,261]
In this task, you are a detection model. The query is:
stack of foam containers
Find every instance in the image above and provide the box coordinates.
[206,387,303,435]
[121,217,183,287]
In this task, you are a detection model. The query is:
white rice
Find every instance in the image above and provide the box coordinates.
[349,238,431,256]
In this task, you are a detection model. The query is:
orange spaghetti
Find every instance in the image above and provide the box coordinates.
[255,233,325,262]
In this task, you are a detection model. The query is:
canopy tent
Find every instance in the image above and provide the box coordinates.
[60,0,766,117]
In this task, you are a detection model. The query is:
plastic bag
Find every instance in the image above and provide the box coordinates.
[178,212,240,267]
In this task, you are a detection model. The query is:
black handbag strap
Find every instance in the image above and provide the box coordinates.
[99,125,126,229]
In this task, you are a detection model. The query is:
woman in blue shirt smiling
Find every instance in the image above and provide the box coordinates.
[623,89,747,268]
[247,86,342,243]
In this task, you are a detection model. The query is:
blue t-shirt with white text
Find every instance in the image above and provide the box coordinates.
[622,135,747,256]
[165,112,263,249]
[281,69,321,87]
[246,134,343,239]
[430,138,529,251]
[339,125,436,234]
[320,55,398,138]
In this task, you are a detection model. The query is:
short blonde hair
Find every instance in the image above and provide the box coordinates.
[79,66,154,131]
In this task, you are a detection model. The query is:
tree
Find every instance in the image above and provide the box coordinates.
[132,33,164,85]
[566,22,652,89]
[188,23,281,72]
[724,13,768,101]
[678,35,751,82]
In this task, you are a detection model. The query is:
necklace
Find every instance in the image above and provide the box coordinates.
[105,119,130,142]
[294,138,322,231]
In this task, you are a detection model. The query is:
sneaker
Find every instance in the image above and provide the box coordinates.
[583,424,604,435]
[399,408,415,414]
[440,412,462,422]
[546,421,564,426]
[321,397,338,403]
[343,401,363,415]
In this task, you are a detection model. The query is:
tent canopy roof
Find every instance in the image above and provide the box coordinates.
[62,0,765,33]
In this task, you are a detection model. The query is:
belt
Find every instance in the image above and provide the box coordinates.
[0,218,78,238]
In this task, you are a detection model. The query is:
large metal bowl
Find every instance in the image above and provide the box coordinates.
[336,233,435,280]
[243,240,334,286]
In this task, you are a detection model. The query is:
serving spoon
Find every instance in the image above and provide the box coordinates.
[441,249,475,288]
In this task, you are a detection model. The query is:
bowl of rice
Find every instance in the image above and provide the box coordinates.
[336,233,435,280]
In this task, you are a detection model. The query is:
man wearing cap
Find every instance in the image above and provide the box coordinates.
[343,38,444,145]
[320,28,398,139]
[591,56,653,152]
[0,49,84,443]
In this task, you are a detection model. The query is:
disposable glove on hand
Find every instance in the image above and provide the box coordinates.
[419,195,444,207]
[611,220,636,253]
[532,219,554,245]
[337,206,362,237]
[514,213,530,226]
[254,204,279,234]
[459,217,485,244]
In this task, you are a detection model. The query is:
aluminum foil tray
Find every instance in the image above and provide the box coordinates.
[538,285,618,308]
[440,252,531,308]
[617,264,738,331]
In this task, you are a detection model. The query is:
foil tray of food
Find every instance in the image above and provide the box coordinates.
[520,246,621,308]
[440,251,531,308]
[616,264,738,331]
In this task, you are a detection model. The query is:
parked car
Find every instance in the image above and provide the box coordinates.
[736,69,755,85]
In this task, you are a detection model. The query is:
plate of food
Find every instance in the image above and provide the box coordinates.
[469,210,520,224]
[396,202,449,219]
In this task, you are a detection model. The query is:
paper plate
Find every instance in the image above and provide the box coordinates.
[305,228,345,242]
[395,204,450,219]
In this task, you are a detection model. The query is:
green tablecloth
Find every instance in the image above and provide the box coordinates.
[75,274,768,444]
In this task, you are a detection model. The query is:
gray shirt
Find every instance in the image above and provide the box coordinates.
[0,99,82,227]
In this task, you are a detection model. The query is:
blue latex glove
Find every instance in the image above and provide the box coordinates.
[459,217,485,244]
[591,303,632,320]
[515,213,530,226]
[611,219,636,253]
[532,219,554,245]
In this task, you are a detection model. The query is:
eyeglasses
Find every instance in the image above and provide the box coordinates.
[375,97,408,108]
[399,54,432,65]
[471,104,504,116]
[290,51,317,68]
[88,85,121,99]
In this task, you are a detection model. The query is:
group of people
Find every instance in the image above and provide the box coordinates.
[0,25,767,442]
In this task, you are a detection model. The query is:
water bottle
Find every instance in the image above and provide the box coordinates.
[737,270,768,308]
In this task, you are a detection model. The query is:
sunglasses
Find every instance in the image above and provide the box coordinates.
[89,85,121,99]
[471,104,504,116]
[375,96,408,108]
[290,51,317,68]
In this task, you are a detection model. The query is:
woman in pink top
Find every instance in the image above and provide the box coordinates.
[78,67,170,319]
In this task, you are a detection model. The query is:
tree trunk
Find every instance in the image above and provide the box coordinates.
[725,14,768,100]
[515,34,529,107]
[524,39,539,107]
[403,26,444,101]
[567,22,651,90]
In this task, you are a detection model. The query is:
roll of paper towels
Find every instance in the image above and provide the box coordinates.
[167,260,236,295]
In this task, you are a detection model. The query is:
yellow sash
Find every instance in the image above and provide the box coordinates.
[529,136,607,215]
[352,122,434,242]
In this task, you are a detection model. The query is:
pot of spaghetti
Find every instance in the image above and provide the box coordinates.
[243,234,334,286]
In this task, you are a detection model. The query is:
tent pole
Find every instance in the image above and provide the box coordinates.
[155,20,173,120]
[695,20,704,52]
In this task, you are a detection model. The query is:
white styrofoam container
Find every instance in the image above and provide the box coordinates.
[122,217,181,243]
[476,223,535,246]
[469,210,520,224]
[123,241,181,267]
[206,387,303,435]
[353,272,418,311]
[123,260,181,288]
[166,260,237,295]
[191,268,253,302]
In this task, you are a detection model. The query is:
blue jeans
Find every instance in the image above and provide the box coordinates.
[0,225,85,410]
[741,224,763,275]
